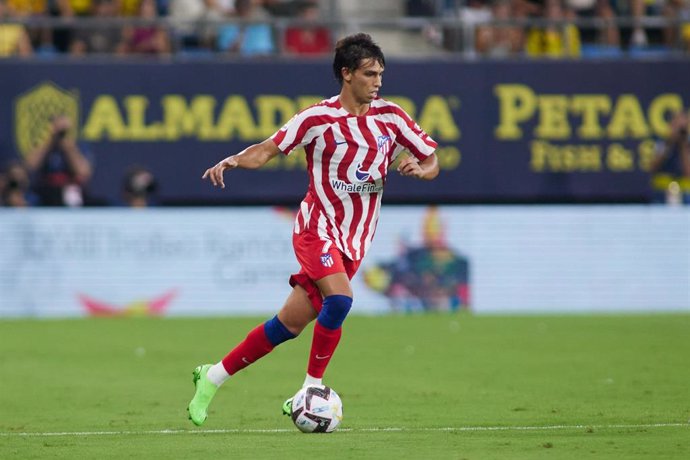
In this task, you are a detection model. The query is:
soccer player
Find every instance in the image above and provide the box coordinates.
[188,33,439,426]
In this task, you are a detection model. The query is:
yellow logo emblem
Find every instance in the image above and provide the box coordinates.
[14,82,80,157]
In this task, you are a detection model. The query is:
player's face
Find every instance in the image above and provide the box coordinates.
[344,58,384,105]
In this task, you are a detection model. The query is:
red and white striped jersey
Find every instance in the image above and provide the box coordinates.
[271,95,437,261]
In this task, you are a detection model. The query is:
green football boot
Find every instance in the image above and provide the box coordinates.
[282,397,293,416]
[187,364,218,426]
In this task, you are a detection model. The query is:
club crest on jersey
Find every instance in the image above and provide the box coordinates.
[377,135,391,152]
[355,163,370,181]
[320,253,334,267]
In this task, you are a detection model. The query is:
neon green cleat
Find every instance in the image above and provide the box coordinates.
[282,397,293,416]
[187,364,218,426]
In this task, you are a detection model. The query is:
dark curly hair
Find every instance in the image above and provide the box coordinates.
[332,33,385,86]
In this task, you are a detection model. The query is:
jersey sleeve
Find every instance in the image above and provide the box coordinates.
[393,107,438,162]
[271,107,320,156]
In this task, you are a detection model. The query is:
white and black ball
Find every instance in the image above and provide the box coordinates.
[290,385,343,433]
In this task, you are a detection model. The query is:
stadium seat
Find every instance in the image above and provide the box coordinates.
[628,45,673,58]
[580,44,624,59]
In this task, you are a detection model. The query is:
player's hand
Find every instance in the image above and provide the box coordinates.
[670,112,690,141]
[51,115,71,135]
[397,156,424,179]
[202,156,239,189]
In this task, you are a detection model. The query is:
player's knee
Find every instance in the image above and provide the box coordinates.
[317,295,353,330]
[264,315,296,346]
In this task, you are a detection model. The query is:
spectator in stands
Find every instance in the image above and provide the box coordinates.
[0,160,37,207]
[283,1,331,56]
[649,110,690,204]
[119,0,171,55]
[24,114,93,206]
[565,0,619,48]
[410,0,493,53]
[262,0,303,16]
[169,0,226,50]
[661,0,690,51]
[513,0,544,17]
[447,0,492,52]
[67,0,93,14]
[608,0,686,50]
[682,7,690,51]
[476,0,525,57]
[6,0,46,50]
[122,165,158,207]
[604,0,660,48]
[0,0,34,56]
[6,0,45,16]
[47,0,96,53]
[70,0,123,55]
[217,0,275,56]
[117,0,140,15]
[526,0,581,57]
[627,0,653,46]
[211,0,234,16]
[117,0,168,19]
[405,0,438,17]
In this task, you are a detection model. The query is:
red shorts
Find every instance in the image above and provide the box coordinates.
[289,230,361,313]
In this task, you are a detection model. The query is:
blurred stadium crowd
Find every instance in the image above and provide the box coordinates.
[2,0,690,208]
[0,0,689,58]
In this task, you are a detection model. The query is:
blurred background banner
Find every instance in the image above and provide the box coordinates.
[0,207,299,317]
[1,206,687,318]
[2,59,689,205]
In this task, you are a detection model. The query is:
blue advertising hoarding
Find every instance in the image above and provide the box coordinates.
[1,59,688,204]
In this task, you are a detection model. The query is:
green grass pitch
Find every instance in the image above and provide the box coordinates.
[1,313,688,459]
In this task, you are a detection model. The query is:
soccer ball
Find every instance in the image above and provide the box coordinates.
[289,385,343,433]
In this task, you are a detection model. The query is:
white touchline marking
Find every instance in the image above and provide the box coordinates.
[0,423,686,437]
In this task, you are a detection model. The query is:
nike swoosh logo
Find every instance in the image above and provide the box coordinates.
[315,354,331,360]
[335,140,347,145]
[242,357,252,364]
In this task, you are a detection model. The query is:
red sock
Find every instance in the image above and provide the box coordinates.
[221,324,274,375]
[307,321,342,379]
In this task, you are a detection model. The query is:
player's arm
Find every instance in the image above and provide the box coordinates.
[24,135,53,172]
[397,152,439,181]
[24,117,67,172]
[650,127,683,173]
[60,137,93,183]
[202,138,281,189]
[680,137,690,177]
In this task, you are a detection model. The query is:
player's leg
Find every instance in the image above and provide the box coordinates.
[290,232,356,388]
[305,272,353,385]
[187,285,315,426]
[276,286,319,335]
[217,286,316,379]
[281,272,353,416]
